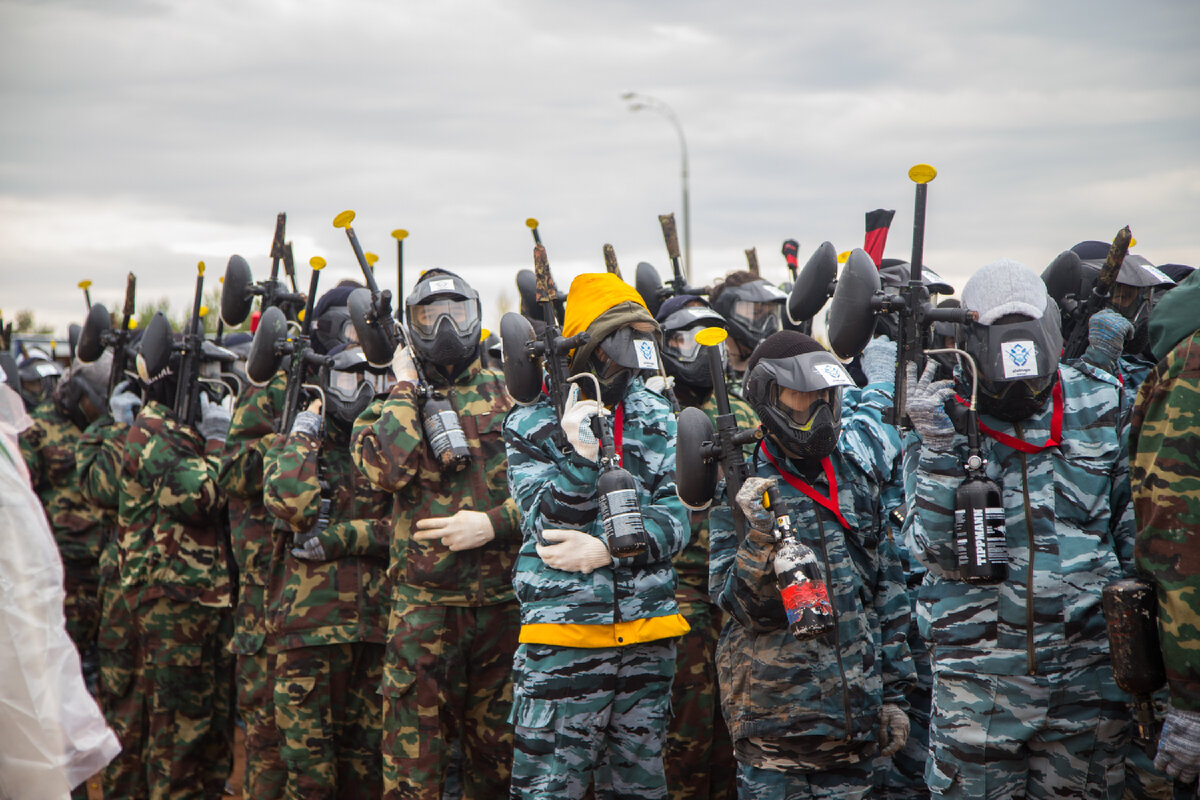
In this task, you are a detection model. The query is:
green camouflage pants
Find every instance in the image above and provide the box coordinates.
[736,760,875,799]
[98,567,143,800]
[239,649,286,800]
[63,555,101,674]
[133,595,236,800]
[510,639,676,800]
[926,662,1130,799]
[666,601,736,800]
[381,602,520,800]
[272,641,384,800]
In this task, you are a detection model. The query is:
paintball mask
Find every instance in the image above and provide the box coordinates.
[406,270,482,365]
[585,326,662,406]
[744,346,854,462]
[711,279,787,352]
[660,305,728,391]
[326,345,394,422]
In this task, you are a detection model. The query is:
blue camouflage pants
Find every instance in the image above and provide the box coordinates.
[926,661,1130,799]
[736,761,875,800]
[510,639,676,800]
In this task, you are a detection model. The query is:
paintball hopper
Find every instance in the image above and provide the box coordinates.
[347,288,395,368]
[827,249,884,360]
[246,305,288,386]
[786,241,838,325]
[675,406,720,508]
[499,312,543,405]
[221,255,256,326]
[134,312,173,383]
[635,262,667,318]
[77,303,113,364]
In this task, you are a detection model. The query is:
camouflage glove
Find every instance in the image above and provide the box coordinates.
[109,379,142,425]
[645,374,674,395]
[560,385,600,463]
[1156,706,1200,784]
[412,509,496,552]
[905,362,956,449]
[878,703,910,757]
[291,409,322,438]
[735,476,778,533]
[291,532,328,562]
[861,335,898,385]
[1084,308,1133,374]
[536,528,611,573]
[198,393,232,442]
[391,342,418,384]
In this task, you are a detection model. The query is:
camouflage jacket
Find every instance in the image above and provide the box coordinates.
[219,376,286,654]
[675,391,758,610]
[19,401,106,563]
[904,361,1135,675]
[263,419,391,649]
[118,399,231,608]
[76,415,128,650]
[503,377,690,627]
[1131,329,1200,711]
[352,357,520,607]
[709,382,914,747]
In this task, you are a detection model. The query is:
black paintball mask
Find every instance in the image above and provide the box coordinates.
[583,326,662,407]
[711,279,788,353]
[958,309,1062,423]
[660,305,728,392]
[744,338,854,463]
[406,270,482,371]
[56,354,111,430]
[325,344,395,423]
[16,349,62,410]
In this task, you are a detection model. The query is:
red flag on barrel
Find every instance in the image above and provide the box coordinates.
[864,209,895,267]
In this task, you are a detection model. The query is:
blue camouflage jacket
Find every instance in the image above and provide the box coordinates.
[904,360,1135,675]
[503,377,690,630]
[709,383,915,748]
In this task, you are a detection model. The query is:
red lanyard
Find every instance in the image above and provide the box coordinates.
[613,403,624,466]
[956,375,1064,453]
[759,441,849,529]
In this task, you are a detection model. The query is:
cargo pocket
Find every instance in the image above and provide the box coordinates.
[153,643,211,721]
[925,753,959,793]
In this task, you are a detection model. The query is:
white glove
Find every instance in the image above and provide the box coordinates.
[392,343,419,384]
[878,703,910,757]
[536,528,612,573]
[412,509,496,552]
[560,384,600,463]
[197,393,232,442]
[109,379,142,425]
[645,374,675,395]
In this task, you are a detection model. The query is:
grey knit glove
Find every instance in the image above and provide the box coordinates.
[905,362,956,449]
[878,703,910,757]
[1156,706,1200,784]
[734,476,777,533]
[1083,308,1133,373]
[197,394,232,442]
[862,336,898,385]
[109,380,142,426]
[291,410,323,438]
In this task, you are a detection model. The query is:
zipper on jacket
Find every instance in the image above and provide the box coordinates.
[815,511,853,737]
[1015,423,1036,676]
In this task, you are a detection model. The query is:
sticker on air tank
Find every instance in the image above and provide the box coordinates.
[1001,340,1038,378]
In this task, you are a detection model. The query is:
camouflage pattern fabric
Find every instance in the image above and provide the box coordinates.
[709,381,914,772]
[1131,330,1200,714]
[664,391,754,800]
[351,357,520,608]
[219,375,288,799]
[20,400,104,662]
[273,642,384,799]
[136,595,236,800]
[735,760,874,799]
[77,415,144,799]
[924,662,1128,799]
[905,360,1135,797]
[1122,688,1193,800]
[502,377,690,627]
[509,640,676,800]
[380,602,519,800]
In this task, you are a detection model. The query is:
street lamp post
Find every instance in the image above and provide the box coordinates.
[622,92,691,281]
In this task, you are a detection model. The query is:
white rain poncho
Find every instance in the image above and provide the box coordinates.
[0,384,120,798]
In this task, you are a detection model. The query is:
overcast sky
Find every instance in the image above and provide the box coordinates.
[3,0,1198,341]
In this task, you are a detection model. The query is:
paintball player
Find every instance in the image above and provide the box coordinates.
[262,287,393,798]
[709,330,914,799]
[655,293,753,800]
[904,259,1134,798]
[1130,266,1200,798]
[351,268,521,800]
[502,272,690,800]
[15,344,62,410]
[19,351,113,702]
[709,270,788,388]
[118,315,237,798]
